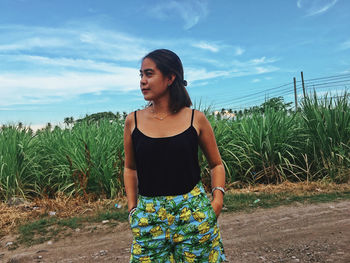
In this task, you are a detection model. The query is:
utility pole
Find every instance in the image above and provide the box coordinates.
[294,77,298,110]
[301,71,306,98]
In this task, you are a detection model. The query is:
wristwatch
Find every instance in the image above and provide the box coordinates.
[211,186,225,196]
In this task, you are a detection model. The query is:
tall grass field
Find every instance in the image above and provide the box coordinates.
[1,93,349,201]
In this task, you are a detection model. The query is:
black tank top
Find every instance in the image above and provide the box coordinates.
[132,109,201,197]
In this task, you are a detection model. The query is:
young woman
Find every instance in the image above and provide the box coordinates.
[123,49,226,262]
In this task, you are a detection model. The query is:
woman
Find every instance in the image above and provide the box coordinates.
[123,49,226,262]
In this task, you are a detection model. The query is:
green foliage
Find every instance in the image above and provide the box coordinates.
[1,93,350,201]
[76,111,122,124]
[0,125,36,200]
[224,108,303,183]
[1,119,125,201]
[300,92,350,182]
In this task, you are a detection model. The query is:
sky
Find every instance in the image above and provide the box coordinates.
[0,0,349,128]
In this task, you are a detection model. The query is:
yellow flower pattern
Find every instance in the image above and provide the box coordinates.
[193,211,206,222]
[179,207,191,221]
[138,217,148,227]
[165,229,170,240]
[198,221,210,234]
[190,185,201,196]
[167,213,175,226]
[139,256,151,263]
[209,250,219,262]
[173,233,184,243]
[133,243,142,255]
[150,226,163,237]
[157,207,167,220]
[184,251,197,263]
[129,182,225,262]
[145,203,156,213]
[132,227,140,237]
[199,233,211,243]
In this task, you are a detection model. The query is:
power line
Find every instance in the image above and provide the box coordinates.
[214,83,294,105]
[303,73,350,83]
[211,72,349,111]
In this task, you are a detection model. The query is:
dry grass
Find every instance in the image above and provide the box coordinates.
[1,181,349,237]
[0,194,127,237]
[227,181,350,195]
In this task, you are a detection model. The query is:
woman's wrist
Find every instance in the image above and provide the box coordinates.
[128,207,137,222]
[128,206,137,213]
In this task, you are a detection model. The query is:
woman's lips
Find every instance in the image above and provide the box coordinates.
[141,88,150,94]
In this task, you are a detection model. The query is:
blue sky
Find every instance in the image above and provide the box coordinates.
[0,0,349,127]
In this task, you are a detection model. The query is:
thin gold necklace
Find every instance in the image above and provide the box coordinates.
[150,105,173,120]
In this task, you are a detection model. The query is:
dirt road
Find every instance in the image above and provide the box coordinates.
[1,200,349,263]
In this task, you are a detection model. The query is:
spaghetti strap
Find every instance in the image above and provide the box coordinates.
[190,109,195,126]
[134,111,137,128]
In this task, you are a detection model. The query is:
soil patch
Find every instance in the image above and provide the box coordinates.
[1,200,349,262]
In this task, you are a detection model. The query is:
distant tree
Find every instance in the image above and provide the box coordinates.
[46,122,52,130]
[75,111,119,124]
[122,112,128,120]
[64,117,70,126]
[260,97,292,112]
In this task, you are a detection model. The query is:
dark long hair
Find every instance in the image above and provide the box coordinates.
[143,49,192,112]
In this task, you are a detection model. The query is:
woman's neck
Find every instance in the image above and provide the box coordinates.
[151,99,171,114]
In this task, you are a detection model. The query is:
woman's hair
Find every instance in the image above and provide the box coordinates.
[143,49,192,112]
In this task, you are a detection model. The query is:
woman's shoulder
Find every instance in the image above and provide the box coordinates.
[125,111,135,123]
[191,108,207,122]
[124,108,149,128]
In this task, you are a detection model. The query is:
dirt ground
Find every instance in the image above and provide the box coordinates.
[1,200,349,263]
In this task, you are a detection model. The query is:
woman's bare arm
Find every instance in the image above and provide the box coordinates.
[196,111,225,217]
[123,113,138,212]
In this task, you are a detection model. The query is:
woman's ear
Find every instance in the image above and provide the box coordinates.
[168,74,176,86]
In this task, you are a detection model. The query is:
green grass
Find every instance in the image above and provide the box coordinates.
[13,190,350,247]
[224,191,350,212]
[15,209,129,247]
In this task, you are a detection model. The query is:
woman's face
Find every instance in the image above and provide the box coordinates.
[140,58,172,101]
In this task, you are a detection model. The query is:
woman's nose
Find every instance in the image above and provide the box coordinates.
[140,76,147,85]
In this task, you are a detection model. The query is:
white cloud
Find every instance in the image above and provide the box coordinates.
[252,79,261,83]
[0,70,139,106]
[0,24,148,62]
[0,22,280,108]
[339,39,350,50]
[185,64,279,84]
[186,68,229,82]
[192,41,219,52]
[297,0,303,8]
[0,37,67,51]
[149,0,208,30]
[7,55,132,73]
[235,47,245,56]
[249,56,279,65]
[297,0,338,16]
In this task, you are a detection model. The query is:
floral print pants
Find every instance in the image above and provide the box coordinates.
[129,182,226,262]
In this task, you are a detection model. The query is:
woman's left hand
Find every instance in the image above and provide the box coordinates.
[211,199,223,218]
